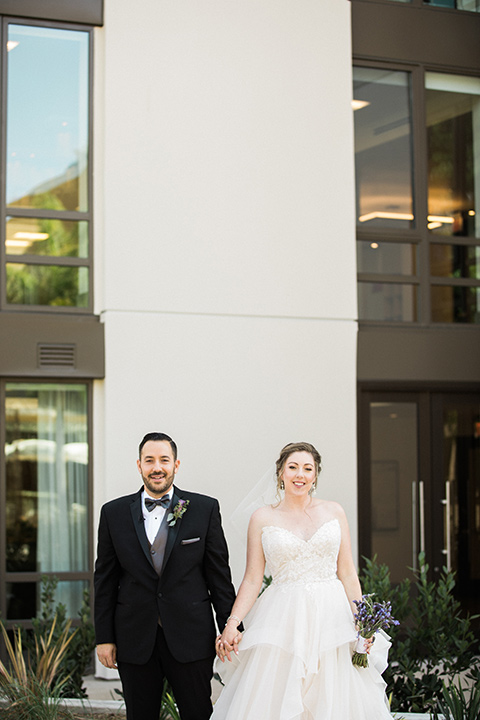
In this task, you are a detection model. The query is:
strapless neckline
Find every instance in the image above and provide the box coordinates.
[262,517,339,544]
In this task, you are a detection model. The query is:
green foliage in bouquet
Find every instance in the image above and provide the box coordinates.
[359,552,479,715]
[20,576,96,699]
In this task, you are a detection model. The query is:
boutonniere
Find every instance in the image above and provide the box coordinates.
[167,499,190,526]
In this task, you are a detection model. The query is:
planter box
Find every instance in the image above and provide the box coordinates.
[393,714,442,719]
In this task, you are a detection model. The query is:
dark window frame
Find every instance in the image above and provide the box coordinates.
[352,0,480,13]
[0,16,94,314]
[0,377,94,630]
[354,59,480,325]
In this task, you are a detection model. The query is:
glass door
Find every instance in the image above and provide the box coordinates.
[360,394,425,584]
[359,389,480,622]
[431,394,480,618]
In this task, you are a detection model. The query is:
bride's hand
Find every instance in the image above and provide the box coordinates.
[216,625,242,662]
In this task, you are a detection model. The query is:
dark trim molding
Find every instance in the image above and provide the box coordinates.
[0,312,105,378]
[358,326,480,383]
[352,1,480,72]
[0,0,103,26]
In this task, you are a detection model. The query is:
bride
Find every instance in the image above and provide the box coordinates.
[211,441,393,720]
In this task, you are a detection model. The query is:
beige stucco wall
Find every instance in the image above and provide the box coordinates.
[93,0,358,594]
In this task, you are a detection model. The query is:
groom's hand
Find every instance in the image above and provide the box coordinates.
[216,630,243,662]
[97,642,118,669]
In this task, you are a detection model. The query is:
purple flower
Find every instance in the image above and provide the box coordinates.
[351,594,399,668]
[167,499,190,526]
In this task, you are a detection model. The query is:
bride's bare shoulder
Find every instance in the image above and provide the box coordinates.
[315,498,346,519]
[250,504,279,528]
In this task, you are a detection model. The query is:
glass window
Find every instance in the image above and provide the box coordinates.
[358,282,418,321]
[3,22,91,311]
[6,217,88,258]
[425,0,480,10]
[6,580,88,620]
[353,67,414,230]
[5,383,89,615]
[430,244,480,279]
[6,25,89,212]
[6,263,88,306]
[426,74,480,238]
[355,65,480,324]
[431,285,480,322]
[357,241,416,275]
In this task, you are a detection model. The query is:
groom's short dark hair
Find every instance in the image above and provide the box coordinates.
[139,432,177,461]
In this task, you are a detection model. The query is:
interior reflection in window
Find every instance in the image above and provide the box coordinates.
[5,383,88,615]
[426,73,480,238]
[353,67,414,230]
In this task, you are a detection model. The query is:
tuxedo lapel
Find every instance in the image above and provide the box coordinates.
[161,489,182,572]
[130,490,154,567]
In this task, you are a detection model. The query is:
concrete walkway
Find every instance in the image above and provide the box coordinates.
[79,676,436,719]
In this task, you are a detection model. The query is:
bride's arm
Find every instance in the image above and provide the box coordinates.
[335,503,363,616]
[216,510,266,661]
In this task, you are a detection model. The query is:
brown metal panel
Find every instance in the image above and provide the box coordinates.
[0,0,103,26]
[357,326,480,382]
[0,312,105,378]
[352,2,480,73]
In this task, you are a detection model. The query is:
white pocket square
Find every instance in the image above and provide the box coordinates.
[181,537,201,545]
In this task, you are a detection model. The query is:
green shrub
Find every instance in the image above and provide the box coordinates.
[0,618,75,719]
[432,667,480,720]
[359,552,479,714]
[21,576,96,698]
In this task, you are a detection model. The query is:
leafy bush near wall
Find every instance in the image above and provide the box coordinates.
[432,666,480,720]
[21,576,96,699]
[359,553,479,714]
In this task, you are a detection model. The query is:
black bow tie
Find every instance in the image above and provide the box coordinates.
[145,496,171,512]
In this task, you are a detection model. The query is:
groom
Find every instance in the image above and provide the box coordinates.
[94,432,238,720]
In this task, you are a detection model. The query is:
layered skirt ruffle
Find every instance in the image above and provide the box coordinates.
[212,579,392,720]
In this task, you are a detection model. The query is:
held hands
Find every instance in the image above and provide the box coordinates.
[96,642,118,669]
[216,616,242,663]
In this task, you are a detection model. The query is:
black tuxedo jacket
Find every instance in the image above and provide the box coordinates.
[94,485,236,664]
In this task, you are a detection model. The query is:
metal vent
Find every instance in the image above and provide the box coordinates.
[37,343,76,369]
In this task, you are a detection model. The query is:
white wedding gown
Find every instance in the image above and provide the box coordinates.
[211,519,393,720]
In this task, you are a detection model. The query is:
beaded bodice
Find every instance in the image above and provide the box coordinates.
[261,518,340,586]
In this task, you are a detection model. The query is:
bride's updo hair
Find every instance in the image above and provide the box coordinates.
[275,442,322,494]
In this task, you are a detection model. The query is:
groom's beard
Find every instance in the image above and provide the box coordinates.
[142,468,175,498]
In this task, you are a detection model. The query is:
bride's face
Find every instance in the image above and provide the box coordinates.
[281,451,316,496]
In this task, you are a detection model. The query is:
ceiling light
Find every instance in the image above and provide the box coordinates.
[13,232,49,241]
[427,215,454,224]
[352,99,370,111]
[358,211,414,223]
[6,239,31,249]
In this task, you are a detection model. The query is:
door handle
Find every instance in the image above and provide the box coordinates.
[419,480,425,556]
[440,481,451,571]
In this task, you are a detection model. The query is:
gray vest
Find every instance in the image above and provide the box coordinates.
[149,510,170,625]
[149,511,170,576]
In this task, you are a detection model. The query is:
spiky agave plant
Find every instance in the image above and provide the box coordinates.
[0,617,76,719]
[432,679,480,720]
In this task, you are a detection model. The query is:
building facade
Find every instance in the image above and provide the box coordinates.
[0,0,478,644]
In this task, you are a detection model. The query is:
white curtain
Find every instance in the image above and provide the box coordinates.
[36,385,88,614]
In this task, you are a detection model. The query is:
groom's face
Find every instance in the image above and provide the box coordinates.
[137,440,180,498]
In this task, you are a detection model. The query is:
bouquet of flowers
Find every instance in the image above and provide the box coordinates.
[352,593,399,668]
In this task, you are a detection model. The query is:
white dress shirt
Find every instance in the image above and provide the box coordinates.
[142,489,173,545]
